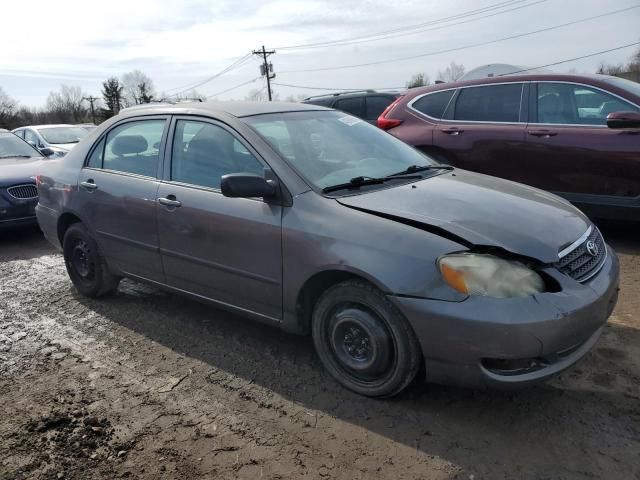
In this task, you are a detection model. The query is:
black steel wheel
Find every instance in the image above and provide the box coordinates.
[63,223,120,297]
[312,280,422,397]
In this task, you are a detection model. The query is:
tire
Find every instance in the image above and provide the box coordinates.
[312,280,422,398]
[62,223,120,297]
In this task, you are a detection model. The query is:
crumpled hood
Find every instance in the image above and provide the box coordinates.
[0,157,47,186]
[336,169,590,264]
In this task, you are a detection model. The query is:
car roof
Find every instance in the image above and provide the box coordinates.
[13,124,75,130]
[118,101,330,119]
[407,73,631,94]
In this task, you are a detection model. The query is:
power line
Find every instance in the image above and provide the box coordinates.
[279,5,640,73]
[207,77,262,98]
[274,42,640,94]
[165,53,253,98]
[502,41,640,74]
[275,0,545,51]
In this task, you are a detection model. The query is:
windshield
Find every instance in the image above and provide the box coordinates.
[0,133,42,158]
[603,76,640,99]
[244,111,437,190]
[38,126,88,144]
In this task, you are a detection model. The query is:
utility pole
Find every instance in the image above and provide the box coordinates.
[252,45,276,101]
[83,96,98,124]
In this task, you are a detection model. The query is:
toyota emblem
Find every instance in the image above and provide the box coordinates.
[585,240,599,257]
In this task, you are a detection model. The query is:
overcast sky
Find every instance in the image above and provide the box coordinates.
[2,0,639,107]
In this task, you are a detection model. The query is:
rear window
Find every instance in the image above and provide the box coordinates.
[453,83,523,122]
[365,96,394,120]
[334,97,362,116]
[411,90,455,119]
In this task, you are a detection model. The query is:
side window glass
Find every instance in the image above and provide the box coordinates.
[14,130,24,139]
[171,120,264,189]
[537,82,639,125]
[365,96,394,120]
[87,138,105,168]
[103,120,165,177]
[334,97,362,117]
[454,84,522,122]
[25,130,39,146]
[412,90,455,119]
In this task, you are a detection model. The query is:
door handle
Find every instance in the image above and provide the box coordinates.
[441,127,464,135]
[528,129,558,138]
[158,196,182,208]
[80,180,98,191]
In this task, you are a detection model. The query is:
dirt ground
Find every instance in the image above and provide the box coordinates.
[1,224,639,480]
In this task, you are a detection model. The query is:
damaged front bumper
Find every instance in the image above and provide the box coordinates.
[390,245,620,389]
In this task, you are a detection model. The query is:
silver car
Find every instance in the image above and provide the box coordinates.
[12,124,88,157]
[35,102,619,397]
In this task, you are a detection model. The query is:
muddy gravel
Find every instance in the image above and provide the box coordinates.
[1,225,639,480]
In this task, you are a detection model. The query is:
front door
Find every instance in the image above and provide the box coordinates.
[156,118,283,321]
[523,81,640,200]
[78,117,168,281]
[432,82,528,180]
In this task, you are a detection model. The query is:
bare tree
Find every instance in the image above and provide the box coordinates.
[170,89,207,102]
[437,62,466,83]
[0,87,18,129]
[406,73,429,89]
[46,85,88,123]
[596,62,626,75]
[121,70,157,106]
[283,93,309,102]
[244,87,279,102]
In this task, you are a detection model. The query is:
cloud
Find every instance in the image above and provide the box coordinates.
[1,0,638,106]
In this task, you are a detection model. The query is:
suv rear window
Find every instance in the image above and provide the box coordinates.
[453,83,523,122]
[365,96,394,120]
[334,97,362,116]
[412,90,455,119]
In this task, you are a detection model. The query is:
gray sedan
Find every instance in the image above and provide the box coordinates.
[35,102,619,397]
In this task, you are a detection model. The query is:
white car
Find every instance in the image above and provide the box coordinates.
[12,124,88,157]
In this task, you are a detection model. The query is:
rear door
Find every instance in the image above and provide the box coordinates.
[156,117,283,321]
[523,81,640,200]
[78,117,168,281]
[432,82,528,179]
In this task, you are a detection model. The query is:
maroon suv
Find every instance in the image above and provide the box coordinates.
[378,74,640,221]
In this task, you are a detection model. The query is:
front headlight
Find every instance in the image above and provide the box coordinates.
[438,253,545,298]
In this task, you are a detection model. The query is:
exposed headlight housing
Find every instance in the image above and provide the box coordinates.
[438,253,545,298]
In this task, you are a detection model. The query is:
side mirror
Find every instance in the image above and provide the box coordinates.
[606,111,640,129]
[221,173,277,198]
[40,147,55,157]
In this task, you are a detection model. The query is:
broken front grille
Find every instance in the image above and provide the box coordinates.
[555,227,606,283]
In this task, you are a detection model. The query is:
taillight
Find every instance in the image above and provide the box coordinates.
[377,96,404,130]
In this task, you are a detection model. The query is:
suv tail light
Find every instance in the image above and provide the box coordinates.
[377,96,405,130]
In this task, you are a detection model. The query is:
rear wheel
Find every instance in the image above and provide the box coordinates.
[312,280,422,397]
[63,223,119,297]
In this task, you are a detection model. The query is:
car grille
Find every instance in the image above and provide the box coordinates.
[555,227,606,283]
[7,184,38,200]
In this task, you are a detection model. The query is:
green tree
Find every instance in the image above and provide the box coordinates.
[101,78,124,118]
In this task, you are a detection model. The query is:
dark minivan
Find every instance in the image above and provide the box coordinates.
[378,74,640,221]
[303,90,400,125]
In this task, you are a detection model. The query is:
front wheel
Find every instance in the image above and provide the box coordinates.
[63,223,120,297]
[312,280,422,397]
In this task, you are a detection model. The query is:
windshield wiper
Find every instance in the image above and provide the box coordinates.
[322,174,422,194]
[0,155,31,158]
[387,164,454,177]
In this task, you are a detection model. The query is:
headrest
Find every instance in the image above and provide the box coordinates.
[111,135,148,155]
